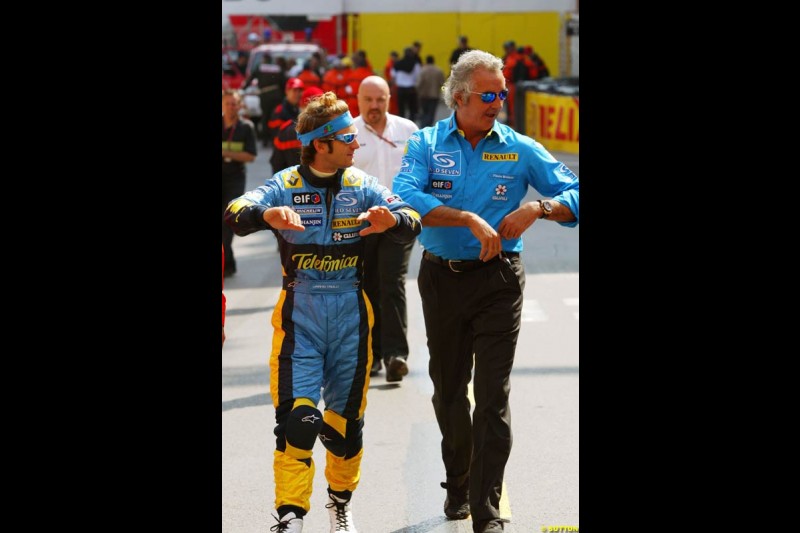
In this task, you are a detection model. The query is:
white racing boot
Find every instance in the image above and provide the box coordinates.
[269,511,303,532]
[325,492,357,532]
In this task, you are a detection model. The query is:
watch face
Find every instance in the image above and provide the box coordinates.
[542,200,553,214]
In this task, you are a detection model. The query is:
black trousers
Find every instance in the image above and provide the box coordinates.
[396,86,419,122]
[222,174,246,272]
[418,254,525,526]
[362,233,414,362]
[419,97,439,128]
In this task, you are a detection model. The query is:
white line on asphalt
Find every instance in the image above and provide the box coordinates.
[521,299,548,322]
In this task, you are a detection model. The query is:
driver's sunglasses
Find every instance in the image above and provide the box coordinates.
[327,130,359,144]
[469,90,509,103]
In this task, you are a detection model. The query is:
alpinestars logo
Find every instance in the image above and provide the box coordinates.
[301,414,320,423]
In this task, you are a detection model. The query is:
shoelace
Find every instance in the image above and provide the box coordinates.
[269,513,299,532]
[325,499,349,530]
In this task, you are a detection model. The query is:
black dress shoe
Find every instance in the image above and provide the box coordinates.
[385,356,408,382]
[440,481,469,519]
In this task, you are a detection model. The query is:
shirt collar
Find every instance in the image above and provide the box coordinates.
[446,112,508,144]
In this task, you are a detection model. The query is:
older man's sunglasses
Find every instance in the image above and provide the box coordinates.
[469,90,509,103]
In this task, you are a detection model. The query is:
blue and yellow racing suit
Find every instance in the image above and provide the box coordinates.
[225,164,421,516]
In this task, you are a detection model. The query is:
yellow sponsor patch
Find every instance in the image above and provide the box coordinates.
[482,152,519,161]
[283,171,304,188]
[226,197,253,214]
[342,172,362,187]
[331,217,361,229]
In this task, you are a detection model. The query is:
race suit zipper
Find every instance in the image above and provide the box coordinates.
[324,186,334,280]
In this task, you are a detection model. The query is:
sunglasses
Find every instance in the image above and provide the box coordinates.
[469,90,509,103]
[326,130,359,144]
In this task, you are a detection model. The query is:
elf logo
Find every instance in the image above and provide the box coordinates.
[431,180,452,190]
[293,193,322,205]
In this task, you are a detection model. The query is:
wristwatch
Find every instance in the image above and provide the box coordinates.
[538,199,553,219]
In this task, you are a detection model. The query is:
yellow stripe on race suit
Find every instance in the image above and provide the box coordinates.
[285,442,312,460]
[323,409,347,439]
[361,290,376,416]
[270,290,289,407]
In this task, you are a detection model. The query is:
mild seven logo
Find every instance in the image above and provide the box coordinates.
[431,151,461,176]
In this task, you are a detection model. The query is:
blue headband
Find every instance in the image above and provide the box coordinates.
[297,111,354,146]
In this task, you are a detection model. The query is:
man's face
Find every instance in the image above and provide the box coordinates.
[286,87,303,106]
[222,95,240,117]
[315,123,360,170]
[455,67,506,133]
[357,83,389,127]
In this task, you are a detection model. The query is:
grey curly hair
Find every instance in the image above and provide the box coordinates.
[443,50,504,110]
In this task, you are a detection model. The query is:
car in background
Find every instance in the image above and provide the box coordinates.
[246,42,324,78]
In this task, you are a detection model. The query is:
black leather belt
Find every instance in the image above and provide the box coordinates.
[423,250,519,273]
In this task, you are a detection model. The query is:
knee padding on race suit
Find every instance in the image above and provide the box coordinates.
[319,411,364,459]
[285,404,323,455]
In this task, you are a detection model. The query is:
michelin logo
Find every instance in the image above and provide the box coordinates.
[294,207,323,215]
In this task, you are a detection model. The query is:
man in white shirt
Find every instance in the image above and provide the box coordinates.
[353,76,420,382]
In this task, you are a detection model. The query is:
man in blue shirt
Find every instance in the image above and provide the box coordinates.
[393,49,579,533]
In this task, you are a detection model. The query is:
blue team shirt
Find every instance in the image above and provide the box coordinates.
[393,113,579,260]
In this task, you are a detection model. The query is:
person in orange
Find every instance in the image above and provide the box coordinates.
[297,57,322,88]
[344,54,374,117]
[501,42,536,129]
[321,57,350,101]
[384,51,400,115]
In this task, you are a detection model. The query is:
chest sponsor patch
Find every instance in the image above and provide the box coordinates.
[482,152,519,162]
[332,217,361,229]
[431,180,453,190]
[556,163,579,180]
[332,231,360,242]
[492,184,509,201]
[301,217,323,226]
[283,172,304,188]
[293,192,322,205]
[334,191,361,213]
[293,206,323,215]
[492,184,508,202]
[491,173,515,180]
[399,157,415,174]
[431,151,461,176]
